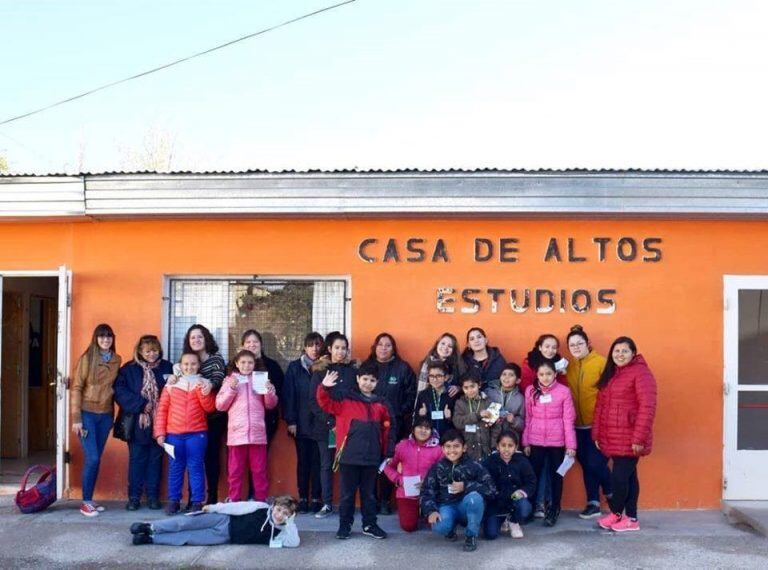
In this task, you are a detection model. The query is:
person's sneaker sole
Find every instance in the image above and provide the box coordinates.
[362,529,387,539]
[611,524,640,533]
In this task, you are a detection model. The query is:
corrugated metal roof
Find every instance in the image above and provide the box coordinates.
[3,167,768,177]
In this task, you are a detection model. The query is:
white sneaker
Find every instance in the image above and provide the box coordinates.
[315,504,333,518]
[510,523,524,539]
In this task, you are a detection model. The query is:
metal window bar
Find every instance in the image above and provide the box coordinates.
[168,278,347,366]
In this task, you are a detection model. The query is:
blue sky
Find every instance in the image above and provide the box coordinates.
[1,0,766,173]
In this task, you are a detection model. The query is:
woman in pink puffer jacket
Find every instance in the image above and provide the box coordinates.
[522,360,576,527]
[216,350,278,502]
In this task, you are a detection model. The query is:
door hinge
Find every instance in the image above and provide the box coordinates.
[723,477,728,490]
[723,383,730,396]
[64,451,72,464]
[66,293,72,307]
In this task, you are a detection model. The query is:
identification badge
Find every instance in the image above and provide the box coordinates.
[465,424,478,433]
[328,430,336,449]
[431,411,444,420]
[269,537,283,549]
[540,394,552,404]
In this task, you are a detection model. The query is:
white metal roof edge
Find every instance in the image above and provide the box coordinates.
[1,172,768,218]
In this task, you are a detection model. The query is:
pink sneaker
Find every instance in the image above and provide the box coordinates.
[597,512,621,530]
[611,517,640,532]
[80,502,99,517]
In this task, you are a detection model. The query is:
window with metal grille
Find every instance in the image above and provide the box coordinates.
[168,278,348,370]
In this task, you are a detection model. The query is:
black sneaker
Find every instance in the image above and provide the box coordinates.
[445,529,458,542]
[378,501,392,516]
[463,536,477,552]
[336,525,352,540]
[130,522,152,535]
[132,533,153,545]
[544,507,560,527]
[148,498,162,510]
[362,524,387,539]
[297,499,309,514]
[310,500,323,514]
[165,501,181,516]
[579,504,602,519]
[189,502,204,513]
[126,498,140,511]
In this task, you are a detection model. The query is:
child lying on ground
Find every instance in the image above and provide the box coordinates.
[129,496,299,547]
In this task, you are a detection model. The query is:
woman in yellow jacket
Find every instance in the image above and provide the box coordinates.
[565,325,612,520]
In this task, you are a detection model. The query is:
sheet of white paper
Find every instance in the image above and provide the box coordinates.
[163,443,175,460]
[252,371,269,394]
[403,475,421,497]
[556,454,575,477]
[378,458,390,473]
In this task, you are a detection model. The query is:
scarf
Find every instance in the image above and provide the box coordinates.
[138,360,161,429]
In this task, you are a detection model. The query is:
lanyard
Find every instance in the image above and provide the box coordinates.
[432,389,442,411]
[468,397,478,415]
[502,390,511,408]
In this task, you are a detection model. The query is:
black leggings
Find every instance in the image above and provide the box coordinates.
[203,413,228,504]
[528,446,565,511]
[609,456,640,519]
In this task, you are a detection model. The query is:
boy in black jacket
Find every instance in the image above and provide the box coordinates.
[420,429,497,552]
[482,431,536,539]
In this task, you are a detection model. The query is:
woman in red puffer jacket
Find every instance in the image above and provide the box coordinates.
[592,336,657,533]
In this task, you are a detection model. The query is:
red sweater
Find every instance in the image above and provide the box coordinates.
[520,358,568,392]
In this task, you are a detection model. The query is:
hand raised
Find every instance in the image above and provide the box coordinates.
[322,370,339,387]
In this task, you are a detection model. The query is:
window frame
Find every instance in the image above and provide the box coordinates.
[161,274,352,360]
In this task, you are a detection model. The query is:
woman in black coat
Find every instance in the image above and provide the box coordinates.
[239,329,286,446]
[114,334,173,511]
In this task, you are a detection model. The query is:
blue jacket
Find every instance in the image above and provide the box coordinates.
[114,359,173,445]
[282,357,314,438]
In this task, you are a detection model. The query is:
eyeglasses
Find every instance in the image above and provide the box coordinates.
[428,374,446,380]
[568,341,587,348]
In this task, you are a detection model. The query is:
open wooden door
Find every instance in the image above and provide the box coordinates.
[56,266,71,498]
[1,290,24,458]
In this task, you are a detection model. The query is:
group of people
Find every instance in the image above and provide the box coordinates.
[70,322,657,551]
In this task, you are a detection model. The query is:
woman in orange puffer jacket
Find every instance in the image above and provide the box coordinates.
[154,352,217,515]
[592,336,657,533]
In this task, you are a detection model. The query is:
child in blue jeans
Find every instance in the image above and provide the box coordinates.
[482,431,536,539]
[420,429,496,552]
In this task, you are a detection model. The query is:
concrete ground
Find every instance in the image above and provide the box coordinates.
[0,497,765,569]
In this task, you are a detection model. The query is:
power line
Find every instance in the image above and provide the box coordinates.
[0,0,357,127]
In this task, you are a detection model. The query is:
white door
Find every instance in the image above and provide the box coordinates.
[724,276,768,500]
[56,266,72,498]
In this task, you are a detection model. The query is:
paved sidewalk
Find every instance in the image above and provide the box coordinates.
[0,497,765,568]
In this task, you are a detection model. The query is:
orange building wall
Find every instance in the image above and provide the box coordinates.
[1,217,764,509]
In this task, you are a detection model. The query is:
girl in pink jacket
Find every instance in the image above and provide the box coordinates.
[216,350,278,502]
[383,417,442,532]
[522,360,576,528]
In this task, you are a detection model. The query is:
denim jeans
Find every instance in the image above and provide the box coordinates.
[128,440,163,501]
[80,410,113,502]
[576,427,612,504]
[431,491,485,538]
[483,498,533,539]
[535,456,552,508]
[167,432,208,503]
[151,513,230,546]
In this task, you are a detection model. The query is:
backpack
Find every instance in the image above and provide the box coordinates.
[15,464,57,514]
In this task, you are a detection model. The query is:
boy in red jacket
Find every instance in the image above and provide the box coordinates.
[316,361,395,540]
